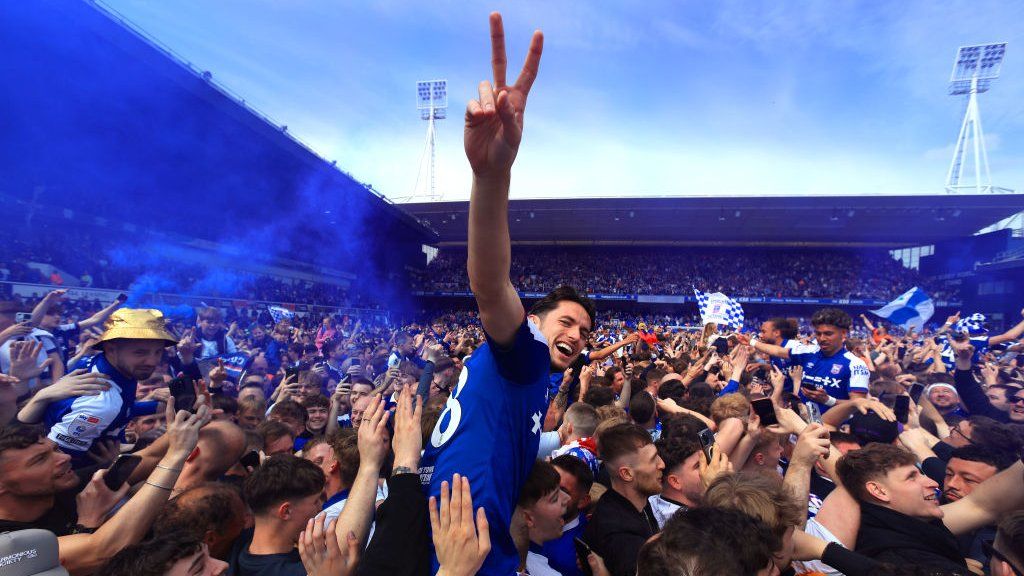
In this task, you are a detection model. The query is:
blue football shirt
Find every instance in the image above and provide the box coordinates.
[790,343,870,413]
[421,319,552,575]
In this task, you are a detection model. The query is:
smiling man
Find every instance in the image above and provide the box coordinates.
[837,443,1024,573]
[419,12,597,576]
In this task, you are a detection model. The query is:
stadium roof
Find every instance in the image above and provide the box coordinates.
[403,194,1024,248]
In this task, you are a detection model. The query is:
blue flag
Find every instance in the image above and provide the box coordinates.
[870,287,934,331]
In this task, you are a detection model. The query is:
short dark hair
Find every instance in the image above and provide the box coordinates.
[968,416,1024,456]
[836,444,917,503]
[305,430,360,486]
[212,395,238,416]
[256,420,294,445]
[0,425,44,458]
[154,482,245,540]
[597,422,653,464]
[811,308,852,331]
[551,454,594,492]
[638,507,778,576]
[101,531,204,576]
[243,455,325,515]
[655,434,701,474]
[583,385,616,408]
[528,286,596,330]
[768,317,800,340]
[518,460,561,508]
[950,445,1018,472]
[629,392,656,425]
[302,394,330,410]
[269,399,308,424]
[657,380,686,403]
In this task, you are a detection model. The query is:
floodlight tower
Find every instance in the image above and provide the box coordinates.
[415,79,447,201]
[945,43,1012,194]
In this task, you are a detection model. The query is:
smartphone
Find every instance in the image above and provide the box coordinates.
[284,366,301,380]
[351,358,361,366]
[751,397,779,427]
[894,395,911,424]
[15,312,32,323]
[103,454,142,491]
[909,383,925,404]
[697,428,716,464]
[240,450,261,470]
[168,376,197,413]
[805,402,823,425]
[573,538,593,576]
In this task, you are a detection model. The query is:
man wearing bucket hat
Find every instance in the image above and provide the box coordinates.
[23,309,179,466]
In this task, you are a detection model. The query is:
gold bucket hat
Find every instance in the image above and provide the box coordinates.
[98,308,179,345]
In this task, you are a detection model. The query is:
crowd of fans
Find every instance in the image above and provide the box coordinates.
[0,215,360,307]
[5,12,1024,576]
[415,248,959,301]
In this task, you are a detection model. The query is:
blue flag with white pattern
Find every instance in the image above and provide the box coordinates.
[870,287,935,331]
[693,288,744,329]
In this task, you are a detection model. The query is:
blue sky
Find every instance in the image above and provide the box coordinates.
[100,0,1024,202]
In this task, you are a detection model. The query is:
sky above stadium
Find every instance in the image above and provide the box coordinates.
[100,0,1024,202]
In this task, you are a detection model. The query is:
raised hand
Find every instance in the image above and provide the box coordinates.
[464,13,543,178]
[36,368,112,402]
[299,513,359,576]
[8,340,52,381]
[392,385,423,471]
[430,474,491,576]
[356,394,390,470]
[0,322,33,345]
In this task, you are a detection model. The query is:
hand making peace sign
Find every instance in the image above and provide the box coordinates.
[464,13,543,179]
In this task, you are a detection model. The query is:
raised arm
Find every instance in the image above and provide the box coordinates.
[29,289,66,326]
[77,298,123,331]
[589,333,639,363]
[859,314,876,332]
[734,333,790,360]
[989,308,1024,346]
[466,13,543,347]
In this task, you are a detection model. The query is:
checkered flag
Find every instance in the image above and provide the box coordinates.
[954,313,987,336]
[694,288,744,330]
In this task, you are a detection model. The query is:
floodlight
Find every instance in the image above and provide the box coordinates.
[944,43,1013,195]
[949,43,1006,95]
[412,79,448,201]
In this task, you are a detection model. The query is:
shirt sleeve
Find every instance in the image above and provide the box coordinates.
[485,319,551,386]
[848,356,870,394]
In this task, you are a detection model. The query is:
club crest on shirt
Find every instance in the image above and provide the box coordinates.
[71,414,102,437]
[831,364,842,375]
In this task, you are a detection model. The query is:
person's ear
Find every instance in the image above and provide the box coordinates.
[329,461,340,475]
[865,480,889,503]
[203,530,217,548]
[277,502,291,521]
[618,465,635,483]
[580,493,592,510]
[528,314,542,328]
[754,453,765,466]
[666,472,681,491]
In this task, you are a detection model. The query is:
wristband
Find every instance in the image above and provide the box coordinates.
[824,396,837,407]
[71,524,97,534]
[391,466,415,477]
[156,464,182,473]
[146,481,174,491]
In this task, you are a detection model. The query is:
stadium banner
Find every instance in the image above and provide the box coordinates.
[414,290,961,308]
[2,281,385,320]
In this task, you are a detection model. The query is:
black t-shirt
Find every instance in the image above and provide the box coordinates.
[808,468,837,518]
[228,528,306,576]
[0,491,79,536]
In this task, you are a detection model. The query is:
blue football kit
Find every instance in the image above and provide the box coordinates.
[45,353,157,467]
[420,319,551,575]
[789,343,870,413]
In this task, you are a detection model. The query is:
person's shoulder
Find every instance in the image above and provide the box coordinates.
[842,351,867,368]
